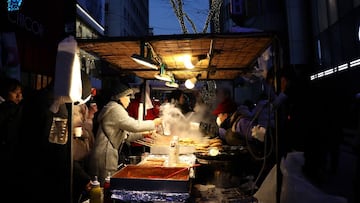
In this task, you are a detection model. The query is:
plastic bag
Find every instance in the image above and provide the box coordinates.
[48,117,68,145]
[253,164,277,203]
[280,152,347,203]
[53,36,82,103]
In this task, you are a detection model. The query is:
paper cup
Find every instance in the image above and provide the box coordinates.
[74,127,82,137]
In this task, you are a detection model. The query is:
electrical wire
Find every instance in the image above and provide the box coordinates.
[244,102,274,161]
[241,79,275,193]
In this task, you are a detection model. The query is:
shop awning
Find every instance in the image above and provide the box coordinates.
[77,33,275,81]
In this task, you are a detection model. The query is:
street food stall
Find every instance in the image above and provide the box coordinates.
[77,33,274,81]
[77,32,278,202]
[108,131,259,202]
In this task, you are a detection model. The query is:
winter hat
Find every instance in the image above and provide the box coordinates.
[212,98,237,116]
[110,81,134,100]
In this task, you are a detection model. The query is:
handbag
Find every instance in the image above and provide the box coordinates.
[73,126,94,161]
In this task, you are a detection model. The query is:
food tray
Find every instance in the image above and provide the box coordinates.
[150,145,195,154]
[110,165,191,193]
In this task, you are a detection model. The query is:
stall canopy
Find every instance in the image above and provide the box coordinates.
[77,32,275,81]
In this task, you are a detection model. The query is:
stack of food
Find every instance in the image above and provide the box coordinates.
[194,138,223,154]
[149,135,197,154]
[147,134,224,155]
[208,138,223,149]
[138,157,166,167]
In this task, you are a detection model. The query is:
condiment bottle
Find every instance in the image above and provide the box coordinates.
[103,172,112,203]
[168,136,179,166]
[89,176,103,203]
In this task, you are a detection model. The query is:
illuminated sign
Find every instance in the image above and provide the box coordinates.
[8,11,44,36]
[7,0,23,11]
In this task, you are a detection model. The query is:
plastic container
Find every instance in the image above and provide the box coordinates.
[162,120,171,136]
[103,172,111,203]
[168,136,179,166]
[89,176,103,203]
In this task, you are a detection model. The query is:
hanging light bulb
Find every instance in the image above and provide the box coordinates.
[183,54,208,69]
[185,73,201,89]
[185,78,196,89]
[183,55,195,69]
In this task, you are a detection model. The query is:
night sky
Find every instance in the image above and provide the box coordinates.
[149,0,210,35]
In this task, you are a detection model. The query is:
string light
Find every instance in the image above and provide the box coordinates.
[169,0,222,34]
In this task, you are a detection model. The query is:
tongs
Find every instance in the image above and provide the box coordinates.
[133,136,155,147]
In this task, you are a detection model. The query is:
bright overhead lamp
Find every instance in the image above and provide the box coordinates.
[165,81,179,88]
[183,54,208,69]
[154,73,172,82]
[131,54,159,70]
[183,55,195,69]
[131,42,160,70]
[185,73,201,89]
[165,73,179,88]
[184,77,196,89]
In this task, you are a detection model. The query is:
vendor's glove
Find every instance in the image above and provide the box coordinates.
[153,118,163,126]
[251,125,266,142]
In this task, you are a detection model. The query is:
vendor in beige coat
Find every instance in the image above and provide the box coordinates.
[89,81,162,185]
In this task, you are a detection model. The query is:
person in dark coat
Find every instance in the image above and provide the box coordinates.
[71,72,97,203]
[0,76,23,198]
[168,89,193,115]
[0,77,23,146]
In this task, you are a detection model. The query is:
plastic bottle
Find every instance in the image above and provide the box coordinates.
[89,176,103,203]
[168,136,179,166]
[103,172,112,203]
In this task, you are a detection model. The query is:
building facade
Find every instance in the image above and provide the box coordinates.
[105,0,150,37]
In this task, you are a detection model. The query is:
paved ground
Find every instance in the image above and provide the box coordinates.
[320,144,359,203]
[254,134,359,203]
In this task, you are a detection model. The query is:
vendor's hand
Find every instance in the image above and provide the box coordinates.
[85,181,92,192]
[150,131,161,139]
[88,103,98,117]
[153,133,172,144]
[143,131,159,142]
[143,130,156,138]
[251,125,266,142]
[153,118,163,126]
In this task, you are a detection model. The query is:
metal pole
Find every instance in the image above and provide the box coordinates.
[66,102,74,203]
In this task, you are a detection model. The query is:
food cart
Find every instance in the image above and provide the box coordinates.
[107,132,259,202]
[77,32,279,202]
